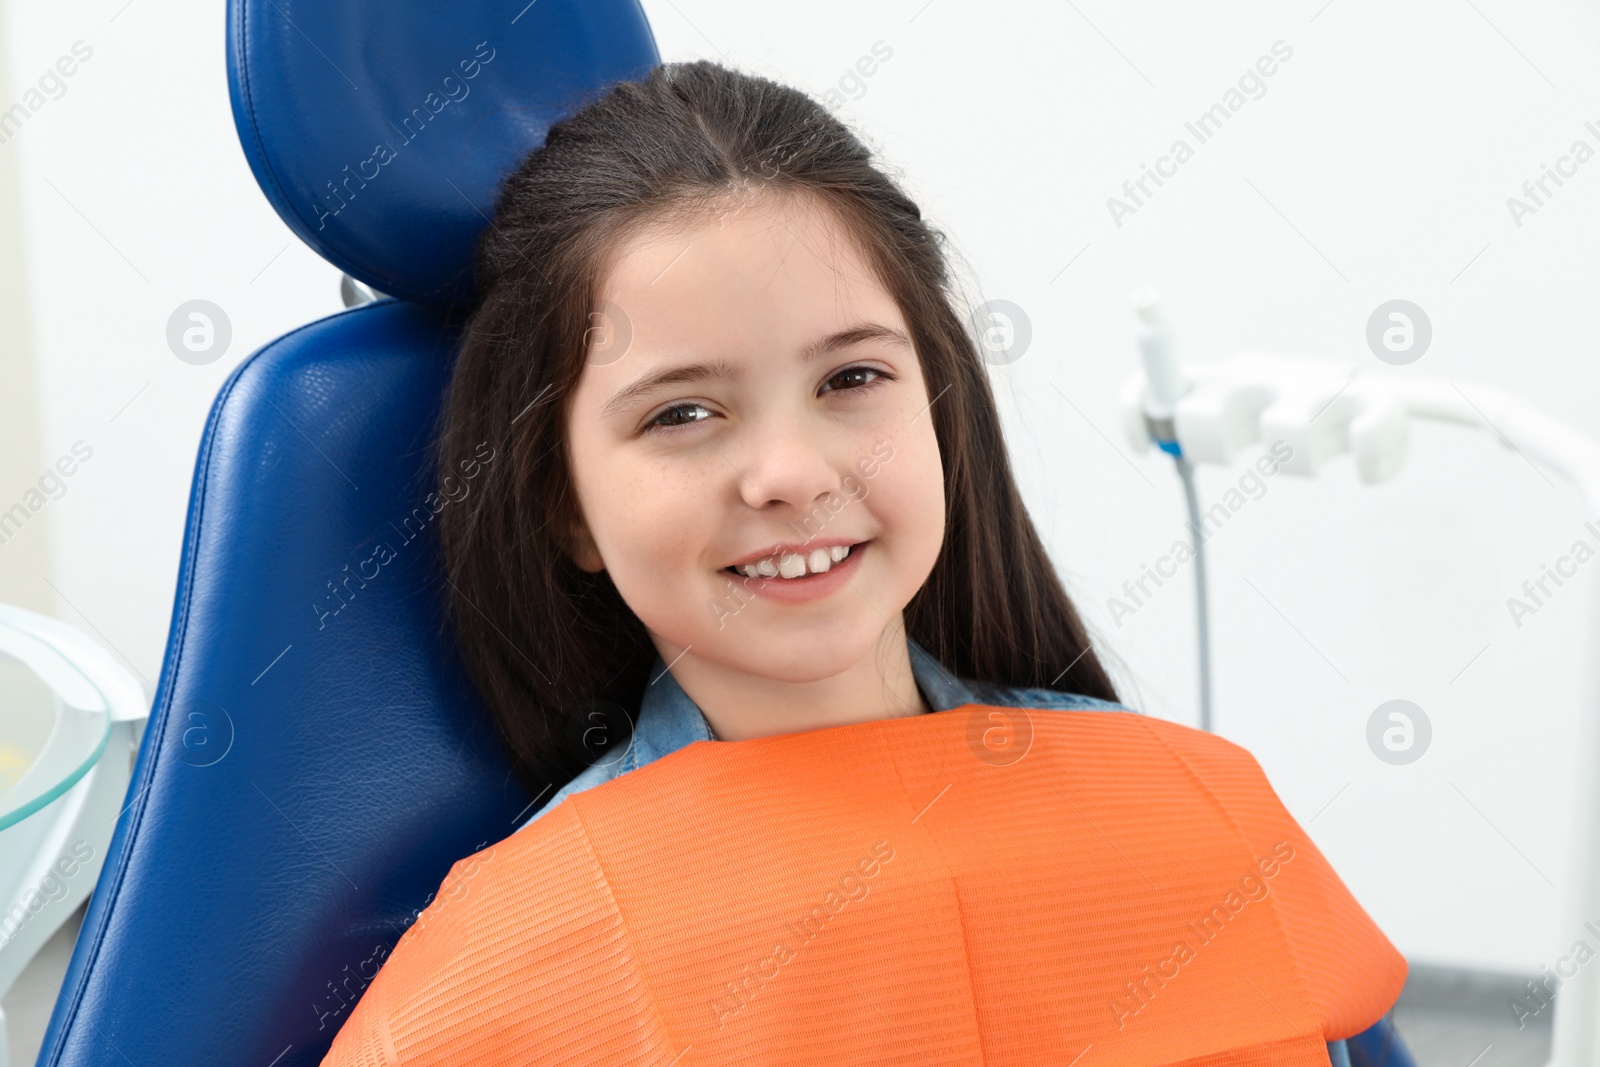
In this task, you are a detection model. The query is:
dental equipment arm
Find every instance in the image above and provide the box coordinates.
[1119,296,1600,1067]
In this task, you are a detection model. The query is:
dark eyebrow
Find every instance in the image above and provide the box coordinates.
[600,322,911,418]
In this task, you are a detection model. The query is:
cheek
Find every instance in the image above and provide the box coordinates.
[906,463,946,562]
[588,462,715,595]
[865,423,944,558]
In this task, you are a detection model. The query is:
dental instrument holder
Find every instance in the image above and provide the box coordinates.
[1130,292,1215,735]
[1120,305,1600,1067]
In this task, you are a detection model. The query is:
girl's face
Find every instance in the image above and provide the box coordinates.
[563,191,945,685]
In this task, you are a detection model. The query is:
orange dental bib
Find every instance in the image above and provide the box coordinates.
[321,707,1405,1066]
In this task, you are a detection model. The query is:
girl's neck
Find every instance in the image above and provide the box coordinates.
[653,628,932,742]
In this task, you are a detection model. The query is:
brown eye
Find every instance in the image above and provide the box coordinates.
[645,401,714,433]
[821,365,893,394]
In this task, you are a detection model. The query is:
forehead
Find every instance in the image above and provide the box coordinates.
[591,191,899,349]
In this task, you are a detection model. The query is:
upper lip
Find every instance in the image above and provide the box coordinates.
[723,538,866,569]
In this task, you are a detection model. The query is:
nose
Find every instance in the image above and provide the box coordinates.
[732,407,848,518]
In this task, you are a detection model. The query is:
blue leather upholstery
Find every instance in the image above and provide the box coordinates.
[33,2,658,1064]
[226,0,657,308]
[1348,1014,1419,1067]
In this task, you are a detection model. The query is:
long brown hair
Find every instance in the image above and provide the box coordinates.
[433,59,1121,798]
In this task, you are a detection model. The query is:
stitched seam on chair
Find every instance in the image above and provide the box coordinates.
[232,3,296,240]
[39,305,398,1064]
[231,5,411,298]
[37,328,250,1063]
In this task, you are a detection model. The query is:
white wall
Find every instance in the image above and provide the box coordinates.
[0,0,345,703]
[0,0,49,614]
[4,0,1599,976]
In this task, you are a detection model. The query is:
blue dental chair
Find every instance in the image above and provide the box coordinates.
[32,2,657,1064]
[29,1,1415,1064]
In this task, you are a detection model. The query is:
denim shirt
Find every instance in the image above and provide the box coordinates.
[514,637,1362,1066]
[519,636,1133,831]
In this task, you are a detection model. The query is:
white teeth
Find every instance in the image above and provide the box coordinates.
[733,543,854,580]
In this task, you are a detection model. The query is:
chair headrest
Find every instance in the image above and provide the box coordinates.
[227,0,659,308]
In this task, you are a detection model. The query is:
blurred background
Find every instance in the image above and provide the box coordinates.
[4,0,1600,1064]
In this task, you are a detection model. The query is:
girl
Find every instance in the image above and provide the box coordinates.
[323,59,1411,1066]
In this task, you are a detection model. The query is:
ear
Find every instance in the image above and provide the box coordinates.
[567,517,605,574]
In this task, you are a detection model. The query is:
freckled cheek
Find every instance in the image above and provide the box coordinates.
[610,469,718,577]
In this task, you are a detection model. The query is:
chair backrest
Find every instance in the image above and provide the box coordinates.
[34,4,658,1064]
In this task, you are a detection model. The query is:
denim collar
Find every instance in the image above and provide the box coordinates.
[623,637,979,774]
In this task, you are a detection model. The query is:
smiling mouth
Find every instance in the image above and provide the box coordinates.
[722,541,868,581]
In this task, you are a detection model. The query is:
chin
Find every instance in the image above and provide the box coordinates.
[710,618,890,680]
